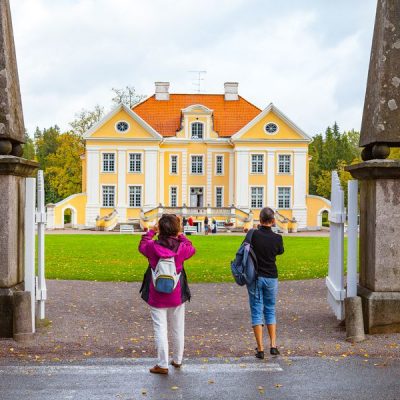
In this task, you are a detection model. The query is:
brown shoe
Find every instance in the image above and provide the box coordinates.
[171,361,182,368]
[149,365,168,374]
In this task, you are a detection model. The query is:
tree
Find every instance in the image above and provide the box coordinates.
[34,126,61,170]
[46,132,84,200]
[69,105,104,137]
[111,86,146,108]
[22,131,35,160]
[309,123,361,201]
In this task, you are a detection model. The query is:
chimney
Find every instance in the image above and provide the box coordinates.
[155,82,170,100]
[224,82,239,101]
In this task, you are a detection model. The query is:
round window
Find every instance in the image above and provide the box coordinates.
[265,122,278,134]
[116,121,129,133]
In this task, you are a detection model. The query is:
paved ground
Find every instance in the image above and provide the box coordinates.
[0,279,399,361]
[1,357,400,400]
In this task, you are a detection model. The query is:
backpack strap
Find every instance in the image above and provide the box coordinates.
[244,228,256,245]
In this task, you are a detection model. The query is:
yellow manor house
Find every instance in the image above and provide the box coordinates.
[46,82,331,233]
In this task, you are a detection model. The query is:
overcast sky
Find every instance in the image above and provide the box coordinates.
[11,0,377,137]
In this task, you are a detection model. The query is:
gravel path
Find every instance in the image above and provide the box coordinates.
[0,279,399,361]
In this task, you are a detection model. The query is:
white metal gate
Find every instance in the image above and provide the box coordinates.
[326,172,359,320]
[24,170,47,332]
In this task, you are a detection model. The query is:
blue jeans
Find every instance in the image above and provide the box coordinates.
[247,277,278,326]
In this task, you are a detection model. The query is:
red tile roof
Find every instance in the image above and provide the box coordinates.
[132,94,261,137]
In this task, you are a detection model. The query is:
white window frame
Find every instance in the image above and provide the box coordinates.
[215,154,224,176]
[115,120,131,133]
[250,153,265,174]
[127,184,143,208]
[169,185,179,207]
[277,153,292,175]
[190,121,205,140]
[250,186,265,209]
[277,186,292,209]
[128,152,142,173]
[215,186,224,208]
[264,121,279,135]
[101,151,116,173]
[169,154,179,175]
[101,184,117,208]
[190,154,204,175]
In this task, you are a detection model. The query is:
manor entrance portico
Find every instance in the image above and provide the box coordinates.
[190,187,204,208]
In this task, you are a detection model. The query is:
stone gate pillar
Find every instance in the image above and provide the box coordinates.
[0,0,38,338]
[347,0,400,333]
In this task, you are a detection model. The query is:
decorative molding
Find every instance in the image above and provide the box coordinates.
[83,103,163,140]
[231,103,312,142]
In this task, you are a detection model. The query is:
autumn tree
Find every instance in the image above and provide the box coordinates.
[22,131,35,160]
[46,132,84,200]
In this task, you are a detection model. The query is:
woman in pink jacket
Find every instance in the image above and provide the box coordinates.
[139,214,196,374]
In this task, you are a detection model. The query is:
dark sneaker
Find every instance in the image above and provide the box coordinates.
[255,349,265,359]
[171,361,181,369]
[270,347,280,356]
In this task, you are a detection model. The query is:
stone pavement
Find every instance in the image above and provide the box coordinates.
[0,279,399,361]
[1,357,400,400]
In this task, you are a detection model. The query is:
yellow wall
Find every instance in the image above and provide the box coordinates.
[53,194,87,227]
[306,195,331,227]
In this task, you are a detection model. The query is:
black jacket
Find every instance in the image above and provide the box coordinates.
[249,226,284,278]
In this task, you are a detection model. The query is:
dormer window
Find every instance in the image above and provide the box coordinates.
[191,122,204,139]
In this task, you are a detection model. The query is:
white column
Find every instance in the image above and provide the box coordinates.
[159,152,165,206]
[206,151,212,206]
[229,152,234,206]
[86,149,100,226]
[293,149,308,228]
[181,150,188,205]
[117,150,127,221]
[144,149,158,210]
[235,150,249,210]
[267,150,275,208]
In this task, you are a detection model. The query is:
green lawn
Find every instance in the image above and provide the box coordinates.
[44,234,347,282]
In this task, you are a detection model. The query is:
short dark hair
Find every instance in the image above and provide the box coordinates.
[259,207,275,224]
[158,214,180,237]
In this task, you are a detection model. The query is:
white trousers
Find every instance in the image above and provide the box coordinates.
[150,304,185,368]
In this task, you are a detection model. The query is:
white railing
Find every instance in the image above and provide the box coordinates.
[326,171,359,320]
[24,170,47,333]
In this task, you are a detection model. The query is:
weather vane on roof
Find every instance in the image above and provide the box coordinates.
[188,70,207,93]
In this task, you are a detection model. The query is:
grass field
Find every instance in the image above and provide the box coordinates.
[44,234,347,283]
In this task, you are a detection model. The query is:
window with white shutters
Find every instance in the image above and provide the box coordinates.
[191,155,203,174]
[129,153,142,173]
[102,153,115,172]
[277,187,291,209]
[102,186,115,207]
[251,187,264,208]
[129,186,142,207]
[251,154,264,174]
[278,154,291,174]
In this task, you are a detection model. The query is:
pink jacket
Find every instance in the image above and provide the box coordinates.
[138,230,196,308]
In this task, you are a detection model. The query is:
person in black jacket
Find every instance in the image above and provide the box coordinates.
[247,207,284,359]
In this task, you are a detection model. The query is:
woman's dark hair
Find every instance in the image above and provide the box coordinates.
[259,207,275,224]
[158,214,180,237]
